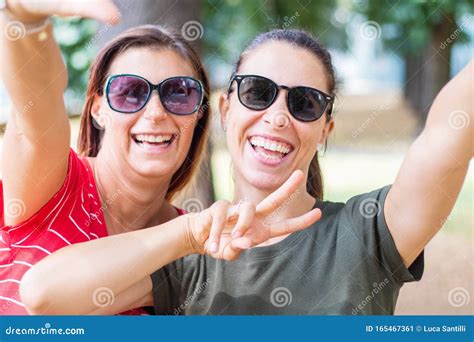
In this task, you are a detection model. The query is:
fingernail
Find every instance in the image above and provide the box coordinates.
[210,242,218,253]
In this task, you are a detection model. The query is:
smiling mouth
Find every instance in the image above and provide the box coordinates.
[132,133,176,147]
[248,136,293,160]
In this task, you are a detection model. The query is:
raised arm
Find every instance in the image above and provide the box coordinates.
[385,60,473,267]
[0,0,119,225]
[19,170,321,315]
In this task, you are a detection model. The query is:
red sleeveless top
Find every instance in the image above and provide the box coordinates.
[0,149,184,315]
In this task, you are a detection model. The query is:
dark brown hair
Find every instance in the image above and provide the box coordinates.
[78,25,210,200]
[229,29,336,200]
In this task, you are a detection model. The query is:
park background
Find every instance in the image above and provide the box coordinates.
[0,0,472,314]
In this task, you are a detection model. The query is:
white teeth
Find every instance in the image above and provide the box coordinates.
[135,134,173,143]
[259,151,279,160]
[249,136,291,154]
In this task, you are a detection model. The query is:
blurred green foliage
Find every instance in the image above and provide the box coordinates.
[55,0,472,113]
[355,0,474,53]
[202,0,348,72]
[53,17,97,115]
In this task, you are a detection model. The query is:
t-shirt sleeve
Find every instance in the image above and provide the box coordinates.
[339,185,424,284]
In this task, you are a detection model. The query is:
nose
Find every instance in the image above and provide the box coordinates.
[142,92,168,123]
[262,91,292,130]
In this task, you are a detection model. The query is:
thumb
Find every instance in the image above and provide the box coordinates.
[230,237,252,250]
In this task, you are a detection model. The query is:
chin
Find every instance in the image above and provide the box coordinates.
[131,157,177,180]
[240,167,289,192]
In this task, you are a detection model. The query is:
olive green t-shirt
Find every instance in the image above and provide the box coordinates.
[151,185,424,315]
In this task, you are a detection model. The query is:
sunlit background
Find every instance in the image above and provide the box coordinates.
[1,0,472,315]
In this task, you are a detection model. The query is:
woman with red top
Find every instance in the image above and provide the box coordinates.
[0,0,211,314]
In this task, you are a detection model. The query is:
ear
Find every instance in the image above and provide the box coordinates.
[219,92,230,131]
[90,94,105,129]
[318,117,335,145]
[196,107,204,119]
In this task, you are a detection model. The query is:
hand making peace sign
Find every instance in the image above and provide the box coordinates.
[186,170,322,261]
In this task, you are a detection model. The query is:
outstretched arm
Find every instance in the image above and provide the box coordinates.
[385,60,473,267]
[20,170,321,315]
[20,215,192,315]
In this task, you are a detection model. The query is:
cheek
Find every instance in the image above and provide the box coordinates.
[295,123,321,157]
[175,116,200,150]
[102,113,134,144]
[226,117,244,154]
[226,108,256,146]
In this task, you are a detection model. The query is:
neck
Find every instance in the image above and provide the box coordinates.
[233,172,316,246]
[90,151,176,235]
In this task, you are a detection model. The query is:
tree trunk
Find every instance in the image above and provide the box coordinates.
[96,0,215,208]
[96,0,202,44]
[404,14,455,134]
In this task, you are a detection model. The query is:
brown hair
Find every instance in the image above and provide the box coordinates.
[78,25,211,200]
[229,29,336,200]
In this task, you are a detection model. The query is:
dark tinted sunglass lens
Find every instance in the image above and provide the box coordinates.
[107,76,150,113]
[238,76,276,110]
[160,77,202,115]
[288,87,326,121]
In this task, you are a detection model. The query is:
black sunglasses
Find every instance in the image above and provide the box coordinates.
[104,74,204,115]
[228,74,333,122]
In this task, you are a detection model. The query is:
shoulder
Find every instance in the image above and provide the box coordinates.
[2,149,105,241]
[307,185,392,236]
[338,185,392,225]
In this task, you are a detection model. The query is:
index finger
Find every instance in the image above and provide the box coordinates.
[256,170,304,216]
[53,0,121,24]
[269,208,322,238]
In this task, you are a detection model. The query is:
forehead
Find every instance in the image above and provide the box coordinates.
[238,41,329,92]
[108,47,196,83]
